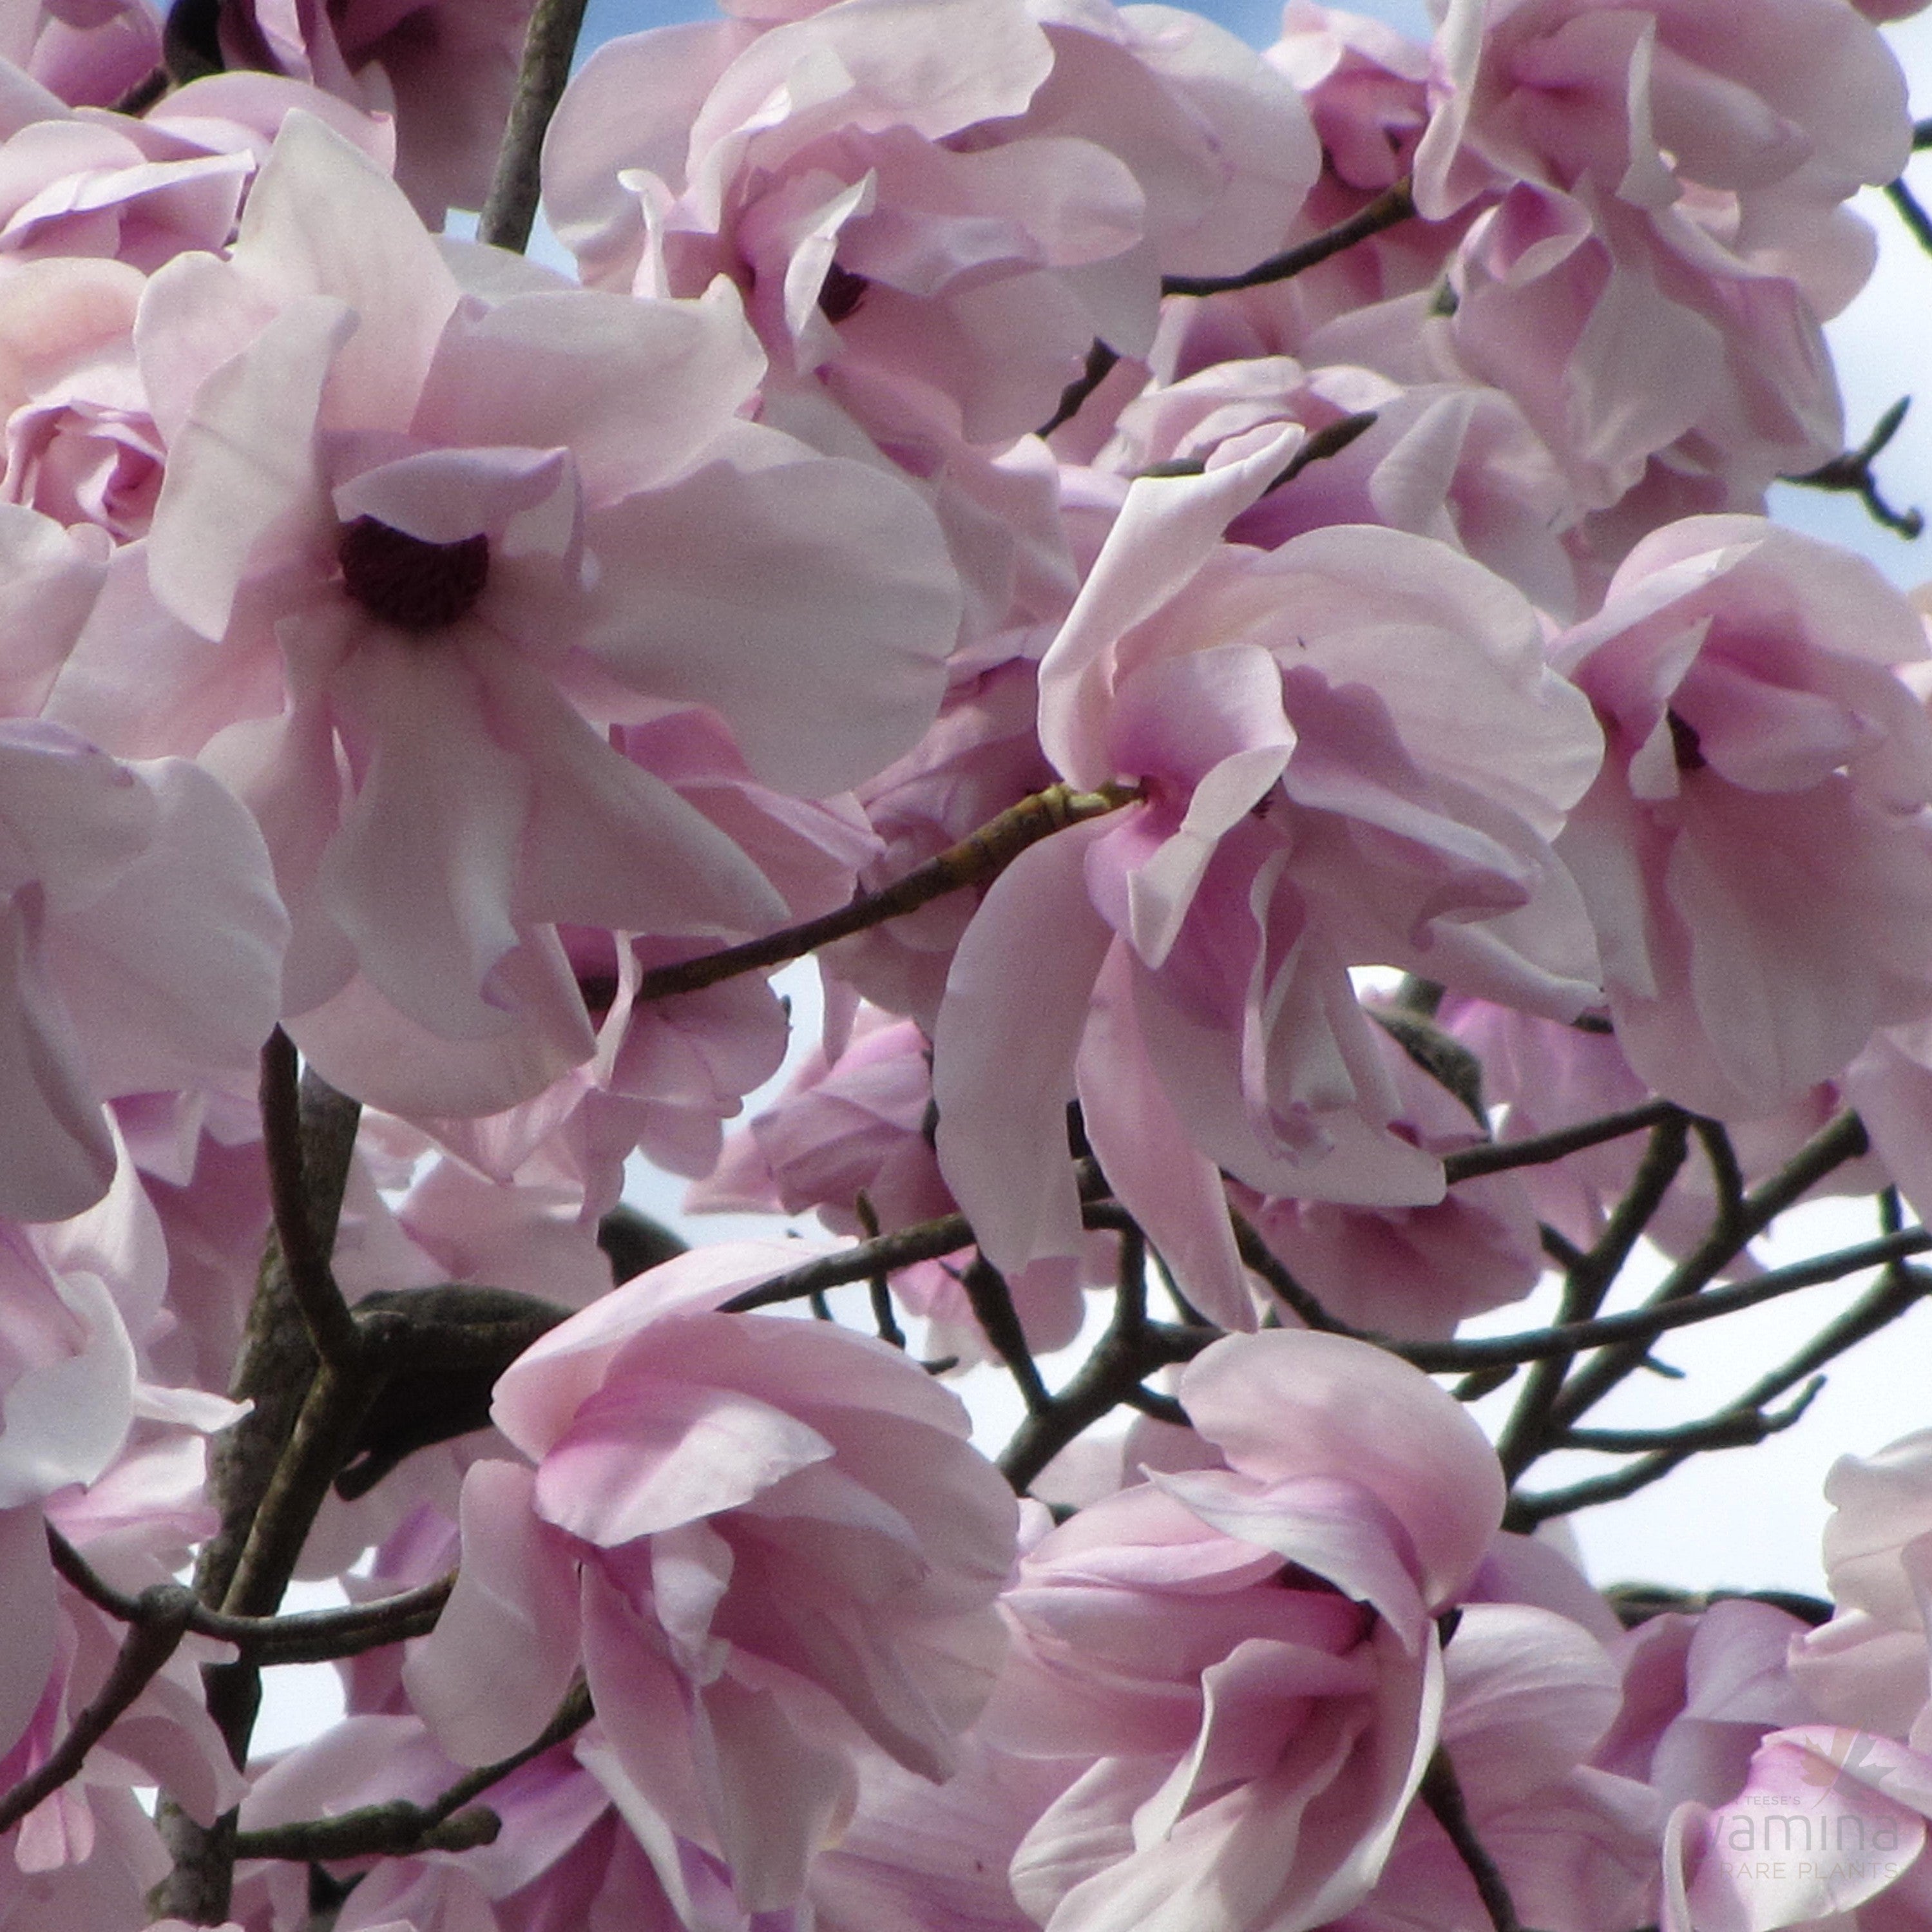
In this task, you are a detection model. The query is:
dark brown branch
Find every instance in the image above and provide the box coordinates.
[1420,1747,1530,1932]
[638,781,1140,1004]
[720,1216,975,1312]
[47,1527,454,1664]
[1414,1223,1930,1375]
[1441,1099,1683,1183]
[1162,179,1416,298]
[1690,1116,1747,1245]
[1784,394,1923,539]
[231,1682,593,1863]
[259,1031,359,1369]
[1886,180,1932,257]
[477,0,592,251]
[1559,1377,1823,1455]
[1542,1109,1871,1431]
[1039,338,1121,437]
[1508,1379,1821,1527]
[1231,1207,1350,1332]
[1497,1115,1691,1479]
[0,1586,196,1833]
[962,1257,1052,1411]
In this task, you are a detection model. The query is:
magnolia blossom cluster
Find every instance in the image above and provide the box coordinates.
[5,0,1932,1926]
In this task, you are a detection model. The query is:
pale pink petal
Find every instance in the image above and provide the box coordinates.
[933,818,1115,1276]
[401,1460,582,1767]
[1178,1329,1506,1607]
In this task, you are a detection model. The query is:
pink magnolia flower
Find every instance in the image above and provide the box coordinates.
[827,656,1062,1033]
[1328,1603,1658,1932]
[1102,352,1580,616]
[1236,1013,1542,1341]
[1791,1431,1932,1749]
[543,0,1320,446]
[1408,0,1910,519]
[1550,515,1932,1118]
[694,1004,1092,1362]
[3,1439,242,1877]
[204,0,535,223]
[933,428,1602,1315]
[991,1328,1507,1932]
[387,705,883,1207]
[0,0,160,110]
[1152,3,1468,374]
[403,1242,1019,1911]
[0,716,286,1223]
[48,112,961,1119]
[0,260,160,542]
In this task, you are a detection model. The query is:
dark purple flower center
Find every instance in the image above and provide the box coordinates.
[338,516,490,633]
[1667,708,1706,772]
[818,262,869,323]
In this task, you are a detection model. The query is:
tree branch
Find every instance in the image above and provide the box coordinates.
[259,1031,359,1370]
[0,1585,196,1833]
[47,1528,454,1665]
[1161,180,1416,298]
[477,0,592,251]
[1497,1114,1691,1479]
[638,781,1140,1004]
[1440,1098,1683,1183]
[1784,395,1923,539]
[1540,1110,1871,1431]
[231,1682,593,1863]
[1507,1381,1822,1527]
[1419,1746,1531,1932]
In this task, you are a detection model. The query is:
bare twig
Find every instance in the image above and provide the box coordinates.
[1509,1380,1821,1527]
[638,781,1140,1004]
[48,1528,454,1665]
[1784,394,1923,539]
[0,1587,196,1833]
[1162,180,1416,298]
[962,1257,1052,1413]
[1420,1747,1531,1932]
[1886,180,1932,256]
[231,1682,593,1862]
[1560,1377,1823,1454]
[477,0,593,251]
[1497,1115,1691,1479]
[259,1031,359,1369]
[1039,339,1122,437]
[1441,1099,1683,1183]
[1541,1110,1871,1432]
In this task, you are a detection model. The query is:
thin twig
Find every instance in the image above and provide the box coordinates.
[1162,180,1416,298]
[48,1527,454,1664]
[231,1682,593,1862]
[1508,1385,1821,1527]
[259,1031,359,1369]
[1038,338,1121,437]
[1887,180,1932,256]
[638,782,1140,1004]
[1559,1375,1823,1455]
[1542,1110,1871,1432]
[962,1257,1052,1413]
[1497,1116,1691,1479]
[477,0,593,251]
[1230,1207,1350,1332]
[1441,1100,1683,1183]
[854,1195,905,1350]
[1784,394,1923,539]
[1420,1747,1529,1932]
[0,1588,196,1833]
